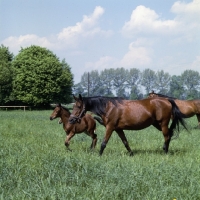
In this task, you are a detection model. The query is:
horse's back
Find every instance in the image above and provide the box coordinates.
[174,99,198,117]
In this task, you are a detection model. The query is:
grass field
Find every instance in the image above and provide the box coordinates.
[0,110,200,199]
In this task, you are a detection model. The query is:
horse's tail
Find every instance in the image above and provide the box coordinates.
[93,116,105,126]
[168,99,188,135]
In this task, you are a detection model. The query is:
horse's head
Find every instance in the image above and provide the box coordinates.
[69,94,86,124]
[50,103,62,120]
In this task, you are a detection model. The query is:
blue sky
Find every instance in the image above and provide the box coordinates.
[1,0,200,83]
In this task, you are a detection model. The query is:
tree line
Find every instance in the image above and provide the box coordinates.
[1,44,200,108]
[73,68,200,100]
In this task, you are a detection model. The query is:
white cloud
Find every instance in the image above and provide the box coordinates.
[85,40,152,72]
[2,6,112,53]
[85,56,119,71]
[57,6,112,45]
[122,0,200,39]
[120,42,152,67]
[122,5,177,37]
[171,0,200,15]
[2,34,53,54]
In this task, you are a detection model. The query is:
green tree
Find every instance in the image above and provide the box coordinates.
[126,68,142,99]
[80,71,101,96]
[73,83,87,96]
[12,45,73,107]
[181,70,200,99]
[155,70,171,94]
[169,75,184,99]
[141,69,156,94]
[112,68,128,97]
[99,69,114,96]
[0,45,14,105]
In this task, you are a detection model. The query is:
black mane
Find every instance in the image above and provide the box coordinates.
[155,93,177,100]
[82,96,124,116]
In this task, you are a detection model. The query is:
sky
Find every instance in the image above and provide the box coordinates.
[1,0,200,83]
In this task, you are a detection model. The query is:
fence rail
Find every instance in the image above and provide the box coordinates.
[0,106,30,111]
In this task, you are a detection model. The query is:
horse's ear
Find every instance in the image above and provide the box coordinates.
[56,103,61,107]
[73,94,78,101]
[79,94,83,101]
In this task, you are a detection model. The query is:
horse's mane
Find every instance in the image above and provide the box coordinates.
[153,93,177,100]
[82,96,124,116]
[61,106,71,115]
[56,104,71,115]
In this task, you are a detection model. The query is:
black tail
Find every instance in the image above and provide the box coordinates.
[93,116,105,126]
[168,99,188,134]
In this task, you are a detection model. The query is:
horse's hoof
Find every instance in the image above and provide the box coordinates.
[66,148,72,152]
[129,151,134,156]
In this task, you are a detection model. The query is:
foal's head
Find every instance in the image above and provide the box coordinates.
[50,103,62,120]
[50,103,71,121]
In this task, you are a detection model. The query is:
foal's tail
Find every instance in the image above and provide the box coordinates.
[168,99,188,135]
[93,116,105,126]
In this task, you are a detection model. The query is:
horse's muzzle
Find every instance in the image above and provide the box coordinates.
[50,117,54,120]
[69,117,77,124]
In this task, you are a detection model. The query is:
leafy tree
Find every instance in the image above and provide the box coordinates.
[169,75,184,99]
[54,59,73,103]
[73,83,86,96]
[99,69,114,96]
[88,70,101,96]
[0,45,14,105]
[80,71,101,96]
[12,45,73,107]
[155,70,171,94]
[112,68,128,97]
[181,70,200,99]
[141,69,156,94]
[126,68,142,99]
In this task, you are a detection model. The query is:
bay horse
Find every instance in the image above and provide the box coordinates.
[148,91,200,128]
[50,103,103,150]
[69,94,188,156]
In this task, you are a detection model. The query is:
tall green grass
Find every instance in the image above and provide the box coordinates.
[0,110,200,199]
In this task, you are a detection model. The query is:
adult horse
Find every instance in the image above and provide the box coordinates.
[148,91,200,128]
[69,95,188,156]
[50,103,103,150]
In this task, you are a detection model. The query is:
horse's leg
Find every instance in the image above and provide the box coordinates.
[115,129,133,156]
[84,130,97,149]
[65,132,75,151]
[152,122,171,153]
[196,114,200,128]
[161,125,171,153]
[99,126,113,156]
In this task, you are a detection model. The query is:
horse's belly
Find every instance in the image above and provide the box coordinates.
[117,118,153,130]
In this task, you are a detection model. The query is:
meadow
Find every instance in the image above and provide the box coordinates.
[0,109,200,200]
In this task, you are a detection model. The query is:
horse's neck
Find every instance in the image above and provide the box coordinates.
[60,110,70,123]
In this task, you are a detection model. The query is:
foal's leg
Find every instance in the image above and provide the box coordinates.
[65,132,75,151]
[115,129,133,156]
[84,130,97,149]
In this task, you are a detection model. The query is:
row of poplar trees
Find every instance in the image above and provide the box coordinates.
[73,68,200,100]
